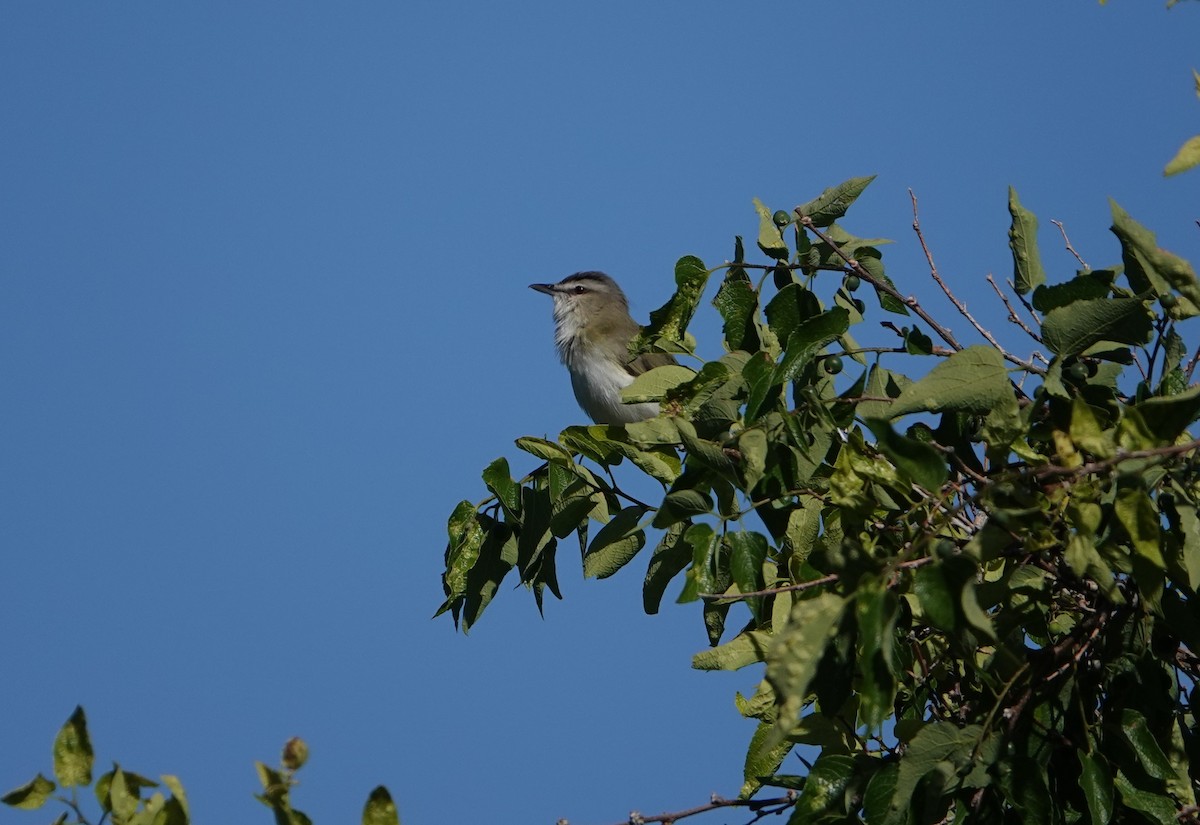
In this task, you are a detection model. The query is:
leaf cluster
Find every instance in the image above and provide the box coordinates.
[441,178,1200,823]
[2,708,400,825]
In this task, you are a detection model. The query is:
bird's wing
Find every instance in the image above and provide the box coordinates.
[625,349,678,377]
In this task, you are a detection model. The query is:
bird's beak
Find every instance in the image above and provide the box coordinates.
[529,283,556,296]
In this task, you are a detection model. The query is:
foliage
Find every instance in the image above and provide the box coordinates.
[2,707,400,825]
[440,175,1200,823]
[1165,68,1200,177]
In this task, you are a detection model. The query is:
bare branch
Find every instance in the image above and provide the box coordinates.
[590,793,797,825]
[906,190,1046,376]
[986,273,1043,345]
[1050,219,1089,271]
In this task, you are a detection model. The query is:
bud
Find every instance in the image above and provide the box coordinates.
[282,737,309,771]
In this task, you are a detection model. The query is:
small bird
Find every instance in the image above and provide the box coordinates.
[530,272,676,424]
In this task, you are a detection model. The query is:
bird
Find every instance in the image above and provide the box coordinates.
[529,272,676,424]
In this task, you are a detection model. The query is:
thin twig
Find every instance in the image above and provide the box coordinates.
[798,217,966,356]
[1004,277,1042,329]
[593,793,798,825]
[906,191,1046,376]
[1187,340,1200,383]
[701,556,934,602]
[985,273,1043,344]
[1031,437,1200,481]
[1051,219,1090,270]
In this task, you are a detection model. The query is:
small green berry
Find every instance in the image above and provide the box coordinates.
[844,274,861,292]
[823,354,844,375]
[853,298,866,314]
[772,210,791,227]
[1161,293,1179,309]
[1067,361,1089,381]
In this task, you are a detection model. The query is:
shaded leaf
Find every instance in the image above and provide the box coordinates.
[764,593,848,749]
[583,505,648,579]
[1079,752,1113,825]
[643,522,691,614]
[1041,297,1153,357]
[1119,709,1175,780]
[621,365,696,404]
[864,418,948,492]
[728,531,770,622]
[1032,269,1116,313]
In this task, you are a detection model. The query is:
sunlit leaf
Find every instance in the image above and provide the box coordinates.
[1008,186,1046,294]
[362,786,400,825]
[1,774,55,810]
[53,706,93,788]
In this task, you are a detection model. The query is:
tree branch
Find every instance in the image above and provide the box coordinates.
[577,793,797,825]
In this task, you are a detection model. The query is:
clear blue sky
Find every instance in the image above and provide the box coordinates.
[2,3,1196,824]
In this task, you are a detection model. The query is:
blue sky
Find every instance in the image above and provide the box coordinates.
[1,3,1196,824]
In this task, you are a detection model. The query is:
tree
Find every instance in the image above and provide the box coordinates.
[439,174,1200,823]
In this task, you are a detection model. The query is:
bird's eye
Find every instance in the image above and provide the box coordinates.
[572,285,587,294]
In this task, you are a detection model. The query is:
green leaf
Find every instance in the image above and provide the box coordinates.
[643,522,691,614]
[789,754,857,823]
[712,273,760,352]
[883,723,986,825]
[795,176,877,227]
[1007,187,1046,294]
[1032,269,1116,313]
[1119,709,1175,780]
[161,775,189,824]
[583,505,648,579]
[1041,297,1153,357]
[1110,200,1200,315]
[1,774,55,810]
[855,579,899,732]
[862,763,899,825]
[1114,770,1177,825]
[765,283,820,346]
[620,364,696,404]
[514,436,574,463]
[1133,383,1200,444]
[1079,752,1113,825]
[653,488,713,529]
[754,198,789,260]
[1115,488,1166,570]
[677,522,720,602]
[728,531,769,622]
[633,255,711,351]
[108,766,138,823]
[1165,134,1200,176]
[362,786,401,825]
[481,457,520,519]
[858,251,909,315]
[763,593,848,749]
[740,719,793,798]
[738,428,769,492]
[691,628,773,671]
[53,706,94,788]
[864,418,948,492]
[889,346,1011,418]
[776,307,850,384]
[913,565,957,631]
